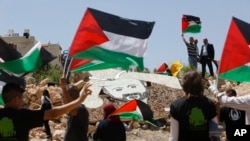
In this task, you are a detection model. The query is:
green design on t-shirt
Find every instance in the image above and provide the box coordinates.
[0,117,16,137]
[189,107,206,127]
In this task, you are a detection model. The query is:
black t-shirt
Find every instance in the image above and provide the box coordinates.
[41,96,52,111]
[170,96,217,141]
[0,107,44,141]
[64,104,89,141]
[93,119,126,141]
[219,107,245,140]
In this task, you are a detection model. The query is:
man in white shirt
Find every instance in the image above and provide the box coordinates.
[209,80,250,125]
[200,38,215,78]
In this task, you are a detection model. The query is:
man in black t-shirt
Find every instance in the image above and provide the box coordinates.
[0,82,92,141]
[218,89,245,141]
[60,79,89,141]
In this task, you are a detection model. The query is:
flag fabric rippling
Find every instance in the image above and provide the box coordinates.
[182,15,201,33]
[69,8,155,71]
[218,17,250,82]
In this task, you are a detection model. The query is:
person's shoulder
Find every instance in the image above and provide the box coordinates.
[171,96,186,106]
[0,107,9,114]
[173,96,186,102]
[97,120,109,127]
[76,105,89,117]
[203,96,215,104]
[79,104,87,108]
[220,106,228,110]
[219,106,229,113]
[78,104,89,112]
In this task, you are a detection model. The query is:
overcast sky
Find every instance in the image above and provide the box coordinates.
[1,0,249,71]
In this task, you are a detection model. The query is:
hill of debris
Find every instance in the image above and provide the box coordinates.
[3,75,249,141]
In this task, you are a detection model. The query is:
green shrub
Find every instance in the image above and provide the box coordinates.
[32,64,63,84]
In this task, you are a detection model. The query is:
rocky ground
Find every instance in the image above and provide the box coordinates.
[9,76,250,141]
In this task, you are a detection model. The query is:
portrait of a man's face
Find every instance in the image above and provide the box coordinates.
[102,78,148,101]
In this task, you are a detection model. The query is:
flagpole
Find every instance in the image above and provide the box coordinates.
[62,54,69,77]
[215,55,222,93]
[65,58,73,81]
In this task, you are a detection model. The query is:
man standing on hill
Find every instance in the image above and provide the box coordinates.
[181,34,199,70]
[200,38,215,78]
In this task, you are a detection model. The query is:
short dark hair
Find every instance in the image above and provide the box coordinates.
[181,71,204,96]
[48,82,56,87]
[67,85,79,100]
[43,89,50,98]
[226,89,237,96]
[2,82,25,103]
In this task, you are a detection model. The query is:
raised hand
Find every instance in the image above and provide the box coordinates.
[60,76,67,88]
[208,79,219,95]
[79,82,92,98]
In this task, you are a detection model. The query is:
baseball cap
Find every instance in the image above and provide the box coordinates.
[2,82,25,94]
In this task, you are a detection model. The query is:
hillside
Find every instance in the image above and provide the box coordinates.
[2,76,249,141]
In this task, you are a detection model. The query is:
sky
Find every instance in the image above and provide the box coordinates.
[0,0,249,72]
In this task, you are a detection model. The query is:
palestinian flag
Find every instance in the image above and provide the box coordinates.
[182,15,201,33]
[0,70,26,105]
[219,17,250,82]
[0,69,25,87]
[111,99,155,122]
[70,61,122,73]
[0,42,56,74]
[111,99,164,127]
[0,81,5,105]
[156,63,168,73]
[0,37,22,61]
[69,8,155,71]
[69,59,92,71]
[69,59,130,73]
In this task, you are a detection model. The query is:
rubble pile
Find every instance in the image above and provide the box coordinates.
[15,77,250,141]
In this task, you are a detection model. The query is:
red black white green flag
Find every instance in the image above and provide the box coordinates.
[111,99,154,121]
[69,8,155,71]
[111,99,164,127]
[0,37,22,61]
[69,59,92,71]
[182,15,201,33]
[219,17,250,82]
[0,42,56,74]
[156,63,168,73]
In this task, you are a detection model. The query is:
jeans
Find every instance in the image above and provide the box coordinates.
[188,56,198,70]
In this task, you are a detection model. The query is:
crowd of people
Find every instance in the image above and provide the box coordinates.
[0,34,248,140]
[0,69,250,140]
[0,74,138,141]
[168,70,250,141]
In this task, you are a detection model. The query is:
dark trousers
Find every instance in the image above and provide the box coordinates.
[201,56,214,78]
[44,120,52,137]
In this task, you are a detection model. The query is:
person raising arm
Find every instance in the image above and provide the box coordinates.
[60,76,90,141]
[0,82,91,141]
